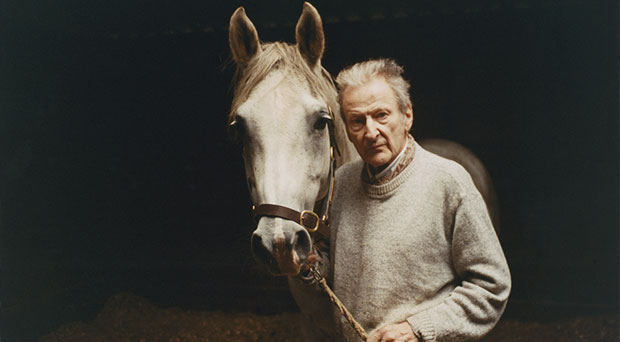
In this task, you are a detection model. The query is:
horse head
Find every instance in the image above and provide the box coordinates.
[228,3,355,276]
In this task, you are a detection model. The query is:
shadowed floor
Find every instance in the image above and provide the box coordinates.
[41,293,618,342]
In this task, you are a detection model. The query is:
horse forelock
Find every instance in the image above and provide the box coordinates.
[229,42,338,124]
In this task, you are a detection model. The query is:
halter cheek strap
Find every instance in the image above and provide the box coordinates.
[252,106,340,239]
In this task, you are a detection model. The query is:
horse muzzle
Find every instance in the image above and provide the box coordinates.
[251,217,312,276]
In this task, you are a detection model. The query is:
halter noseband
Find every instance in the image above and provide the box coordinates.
[252,106,340,239]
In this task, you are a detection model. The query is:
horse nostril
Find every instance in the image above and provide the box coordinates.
[295,229,311,256]
[289,230,298,249]
[251,233,272,263]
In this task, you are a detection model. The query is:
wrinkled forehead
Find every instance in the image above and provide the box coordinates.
[236,68,326,121]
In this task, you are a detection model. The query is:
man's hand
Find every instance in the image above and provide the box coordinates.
[367,322,419,342]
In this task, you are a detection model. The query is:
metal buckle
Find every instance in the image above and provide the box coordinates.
[300,210,320,232]
[309,266,323,282]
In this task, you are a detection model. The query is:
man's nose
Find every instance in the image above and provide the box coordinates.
[364,118,380,140]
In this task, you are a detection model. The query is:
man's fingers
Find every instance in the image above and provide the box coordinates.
[368,322,417,342]
[367,330,382,342]
[382,331,400,341]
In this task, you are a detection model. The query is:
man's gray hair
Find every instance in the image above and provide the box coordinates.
[335,58,412,116]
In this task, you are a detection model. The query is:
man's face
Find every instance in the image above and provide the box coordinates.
[342,77,413,171]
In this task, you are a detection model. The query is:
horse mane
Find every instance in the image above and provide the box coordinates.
[229,42,338,123]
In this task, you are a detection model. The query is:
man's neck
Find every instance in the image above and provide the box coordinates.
[367,138,409,180]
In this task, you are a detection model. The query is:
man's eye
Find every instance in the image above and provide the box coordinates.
[351,118,364,125]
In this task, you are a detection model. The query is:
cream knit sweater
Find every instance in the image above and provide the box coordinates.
[329,141,511,342]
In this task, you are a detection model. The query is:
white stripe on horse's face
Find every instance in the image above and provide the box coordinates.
[237,68,331,213]
[273,217,285,241]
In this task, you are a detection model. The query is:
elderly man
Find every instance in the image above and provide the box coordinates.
[328,59,511,342]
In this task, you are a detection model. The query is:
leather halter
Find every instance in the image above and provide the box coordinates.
[252,106,340,239]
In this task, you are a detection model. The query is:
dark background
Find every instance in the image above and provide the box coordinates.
[1,1,618,340]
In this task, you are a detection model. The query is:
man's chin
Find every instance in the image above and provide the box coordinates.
[365,155,390,170]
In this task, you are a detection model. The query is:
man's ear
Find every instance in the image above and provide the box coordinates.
[404,104,414,132]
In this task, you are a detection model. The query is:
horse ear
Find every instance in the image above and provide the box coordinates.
[295,2,324,68]
[229,7,261,66]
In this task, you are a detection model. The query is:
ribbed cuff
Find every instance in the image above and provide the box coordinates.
[407,314,436,342]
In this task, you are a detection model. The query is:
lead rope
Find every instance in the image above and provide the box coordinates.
[309,266,369,341]
[312,107,368,341]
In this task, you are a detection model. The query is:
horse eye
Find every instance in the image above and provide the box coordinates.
[228,117,247,143]
[314,116,331,130]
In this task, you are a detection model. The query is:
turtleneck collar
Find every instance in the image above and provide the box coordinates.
[364,134,416,185]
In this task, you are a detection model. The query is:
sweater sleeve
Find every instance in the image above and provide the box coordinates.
[406,192,511,342]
